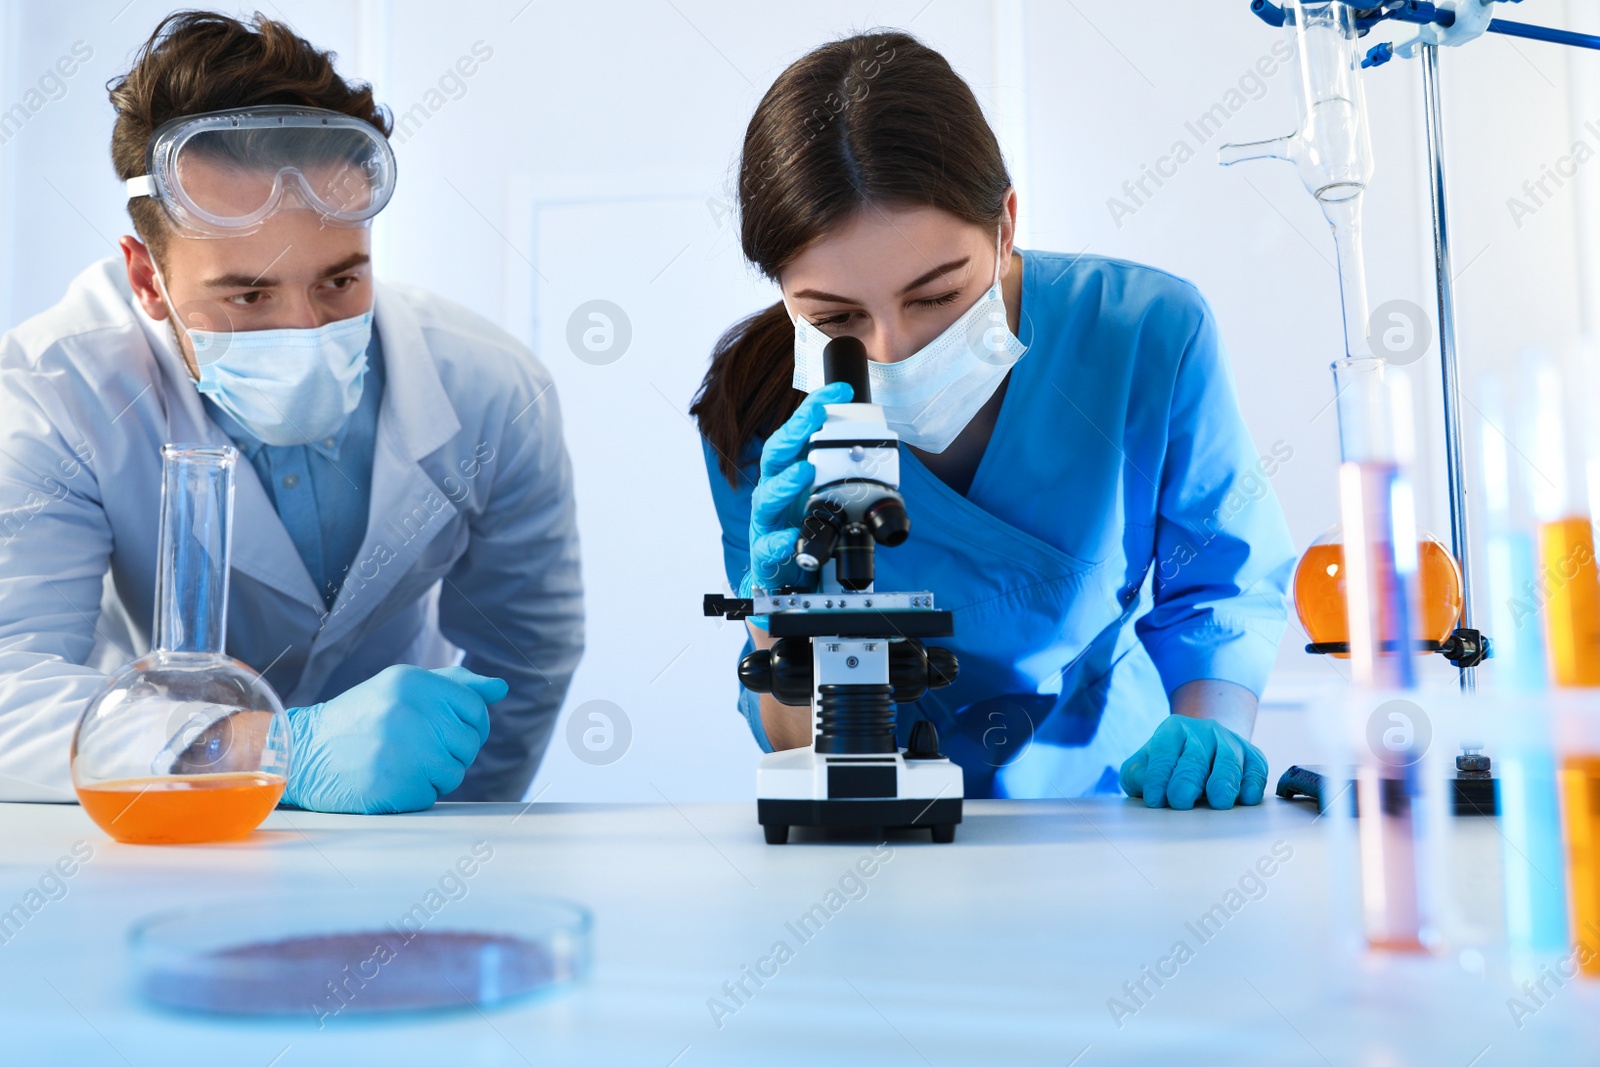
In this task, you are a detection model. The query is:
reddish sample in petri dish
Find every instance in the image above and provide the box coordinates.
[131,894,590,1018]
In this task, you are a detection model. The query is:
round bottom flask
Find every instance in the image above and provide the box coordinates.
[71,445,291,844]
[1293,523,1464,657]
[72,650,290,844]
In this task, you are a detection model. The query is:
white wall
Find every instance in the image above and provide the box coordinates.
[0,0,1593,800]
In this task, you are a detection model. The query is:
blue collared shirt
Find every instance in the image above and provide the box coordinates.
[205,330,385,609]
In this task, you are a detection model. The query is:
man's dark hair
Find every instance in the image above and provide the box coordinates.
[108,9,391,260]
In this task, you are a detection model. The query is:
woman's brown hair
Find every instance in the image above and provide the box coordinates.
[108,10,391,262]
[690,31,1012,484]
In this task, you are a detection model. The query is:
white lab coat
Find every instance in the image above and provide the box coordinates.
[0,258,584,802]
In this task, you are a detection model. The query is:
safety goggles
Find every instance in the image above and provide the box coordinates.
[126,106,396,238]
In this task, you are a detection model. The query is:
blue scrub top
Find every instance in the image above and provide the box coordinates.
[703,250,1296,799]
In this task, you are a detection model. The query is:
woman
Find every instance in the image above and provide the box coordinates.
[691,32,1295,808]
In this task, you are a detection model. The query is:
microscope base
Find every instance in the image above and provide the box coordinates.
[756,798,963,844]
[755,747,964,844]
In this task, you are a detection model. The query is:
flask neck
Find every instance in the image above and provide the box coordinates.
[152,445,237,655]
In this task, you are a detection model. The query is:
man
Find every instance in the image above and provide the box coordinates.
[0,12,583,812]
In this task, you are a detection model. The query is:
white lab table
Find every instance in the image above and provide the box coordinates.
[0,796,1593,1065]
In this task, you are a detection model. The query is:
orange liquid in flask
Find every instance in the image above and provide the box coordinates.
[1293,540,1463,656]
[77,771,285,844]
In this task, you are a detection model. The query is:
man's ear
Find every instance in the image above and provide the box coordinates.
[120,236,169,321]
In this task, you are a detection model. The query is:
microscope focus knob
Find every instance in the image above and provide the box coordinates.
[738,649,774,693]
[926,646,959,690]
[906,719,944,761]
[739,638,815,706]
[888,640,961,703]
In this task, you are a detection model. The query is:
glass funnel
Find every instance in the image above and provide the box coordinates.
[71,445,291,844]
[1220,0,1374,358]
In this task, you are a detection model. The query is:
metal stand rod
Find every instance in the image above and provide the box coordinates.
[1487,19,1600,52]
[1421,43,1476,693]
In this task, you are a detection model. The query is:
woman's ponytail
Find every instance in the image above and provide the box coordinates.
[691,301,801,484]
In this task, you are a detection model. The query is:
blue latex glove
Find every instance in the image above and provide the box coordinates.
[1119,715,1269,810]
[740,380,854,598]
[283,665,509,814]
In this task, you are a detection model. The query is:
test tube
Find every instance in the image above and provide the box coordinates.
[1482,374,1548,690]
[1481,373,1570,958]
[1334,356,1420,688]
[1557,695,1600,971]
[1503,731,1570,957]
[1352,750,1430,951]
[1333,357,1435,951]
[1528,355,1600,687]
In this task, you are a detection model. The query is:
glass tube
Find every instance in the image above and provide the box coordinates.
[153,445,235,654]
[1504,743,1570,956]
[1520,354,1600,966]
[1528,355,1600,687]
[1479,374,1570,957]
[1353,758,1427,950]
[1332,357,1437,950]
[1334,357,1420,687]
[1481,374,1548,689]
[1556,695,1600,973]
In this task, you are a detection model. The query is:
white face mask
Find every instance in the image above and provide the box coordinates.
[154,268,372,447]
[790,227,1026,453]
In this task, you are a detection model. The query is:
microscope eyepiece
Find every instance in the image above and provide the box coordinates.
[822,336,871,404]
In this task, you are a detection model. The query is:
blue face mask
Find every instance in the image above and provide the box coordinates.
[155,268,372,447]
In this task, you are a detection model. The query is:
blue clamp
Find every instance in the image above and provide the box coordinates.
[1251,0,1599,59]
[1249,0,1286,29]
[1251,1,1452,37]
[1351,2,1453,36]
[1362,41,1395,68]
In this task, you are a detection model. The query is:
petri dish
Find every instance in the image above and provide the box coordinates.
[130,892,590,1018]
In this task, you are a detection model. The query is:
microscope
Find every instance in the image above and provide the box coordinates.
[704,337,964,844]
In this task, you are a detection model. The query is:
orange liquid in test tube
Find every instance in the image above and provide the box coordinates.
[1539,517,1600,687]
[1293,540,1463,656]
[1560,755,1600,972]
[77,772,285,844]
